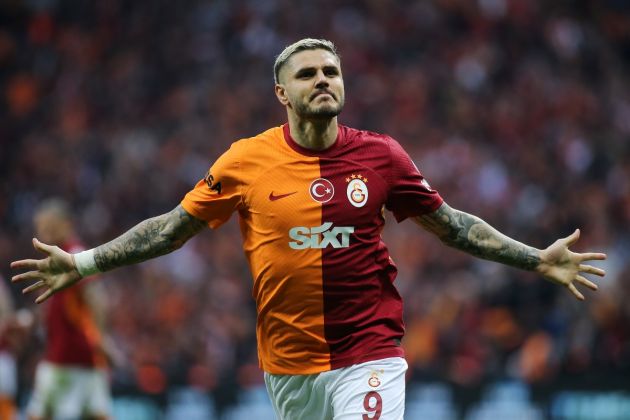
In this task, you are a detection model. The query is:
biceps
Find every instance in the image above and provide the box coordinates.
[412,202,476,240]
[412,202,453,237]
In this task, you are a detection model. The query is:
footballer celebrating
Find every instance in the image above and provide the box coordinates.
[12,39,606,419]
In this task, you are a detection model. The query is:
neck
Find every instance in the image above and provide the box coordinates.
[287,113,338,151]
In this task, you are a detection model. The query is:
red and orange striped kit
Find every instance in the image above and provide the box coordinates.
[181,124,443,374]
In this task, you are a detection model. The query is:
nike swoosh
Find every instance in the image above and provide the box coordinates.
[269,191,297,201]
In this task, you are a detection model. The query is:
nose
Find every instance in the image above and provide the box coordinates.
[315,70,329,88]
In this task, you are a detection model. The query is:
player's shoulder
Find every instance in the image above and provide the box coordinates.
[221,126,283,162]
[342,125,401,151]
[231,126,283,150]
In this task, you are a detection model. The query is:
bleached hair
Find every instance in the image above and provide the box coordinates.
[273,38,339,84]
[35,198,71,220]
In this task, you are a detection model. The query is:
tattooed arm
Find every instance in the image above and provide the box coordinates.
[93,205,206,271]
[414,202,540,270]
[11,205,206,303]
[414,202,607,300]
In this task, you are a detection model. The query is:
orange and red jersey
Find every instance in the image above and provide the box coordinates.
[44,240,105,368]
[181,124,443,375]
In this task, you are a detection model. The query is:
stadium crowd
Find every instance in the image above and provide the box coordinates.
[1,0,629,415]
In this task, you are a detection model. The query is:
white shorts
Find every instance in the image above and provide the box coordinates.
[0,351,17,397]
[27,361,111,419]
[264,357,407,420]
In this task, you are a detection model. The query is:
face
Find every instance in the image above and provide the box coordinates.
[34,212,70,243]
[275,49,345,120]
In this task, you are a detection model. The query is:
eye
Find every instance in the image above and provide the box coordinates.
[296,70,315,79]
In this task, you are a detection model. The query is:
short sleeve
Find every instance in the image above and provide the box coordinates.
[181,142,244,229]
[385,138,443,222]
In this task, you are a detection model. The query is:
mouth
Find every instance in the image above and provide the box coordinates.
[311,90,335,101]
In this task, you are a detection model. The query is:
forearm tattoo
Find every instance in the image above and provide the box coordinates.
[415,203,540,271]
[94,205,206,272]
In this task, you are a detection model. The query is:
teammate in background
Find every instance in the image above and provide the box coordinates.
[0,277,34,420]
[11,39,606,419]
[0,276,16,420]
[24,199,112,420]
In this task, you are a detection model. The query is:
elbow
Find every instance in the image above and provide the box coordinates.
[159,231,188,253]
[170,237,187,251]
[438,233,458,248]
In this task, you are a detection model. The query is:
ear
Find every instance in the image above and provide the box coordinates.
[275,84,289,106]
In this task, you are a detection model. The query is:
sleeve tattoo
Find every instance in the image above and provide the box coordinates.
[93,205,206,272]
[414,203,540,271]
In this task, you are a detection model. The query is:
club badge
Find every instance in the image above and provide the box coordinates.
[346,174,368,208]
[368,371,382,388]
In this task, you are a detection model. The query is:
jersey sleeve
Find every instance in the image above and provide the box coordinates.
[385,137,443,222]
[181,141,245,229]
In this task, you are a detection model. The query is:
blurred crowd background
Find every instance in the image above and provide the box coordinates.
[1,0,629,418]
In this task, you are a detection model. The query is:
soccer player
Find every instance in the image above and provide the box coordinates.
[0,285,33,420]
[23,199,112,420]
[11,39,606,419]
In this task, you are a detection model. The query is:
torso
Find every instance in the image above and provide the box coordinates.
[182,124,442,374]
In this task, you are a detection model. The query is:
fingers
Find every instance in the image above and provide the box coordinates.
[33,238,54,255]
[568,274,600,301]
[11,270,42,284]
[579,253,607,262]
[575,275,598,291]
[567,282,585,301]
[579,264,606,277]
[564,229,580,246]
[22,281,48,294]
[35,289,55,304]
[10,259,41,271]
[12,239,58,270]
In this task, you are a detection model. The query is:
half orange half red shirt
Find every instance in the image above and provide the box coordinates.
[181,124,443,375]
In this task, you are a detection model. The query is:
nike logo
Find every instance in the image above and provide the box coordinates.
[269,191,297,201]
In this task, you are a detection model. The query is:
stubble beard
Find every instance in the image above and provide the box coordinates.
[294,96,345,120]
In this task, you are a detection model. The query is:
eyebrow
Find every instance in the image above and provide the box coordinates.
[294,65,340,77]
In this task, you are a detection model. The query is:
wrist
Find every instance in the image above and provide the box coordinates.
[73,249,100,278]
[534,248,548,274]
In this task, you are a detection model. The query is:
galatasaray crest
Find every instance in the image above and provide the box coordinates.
[346,174,368,208]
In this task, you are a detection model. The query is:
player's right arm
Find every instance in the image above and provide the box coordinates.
[11,205,206,303]
[92,204,205,271]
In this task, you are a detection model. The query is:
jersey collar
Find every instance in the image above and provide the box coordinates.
[282,123,347,157]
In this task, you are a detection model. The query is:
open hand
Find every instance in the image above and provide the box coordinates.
[537,229,606,300]
[10,238,82,304]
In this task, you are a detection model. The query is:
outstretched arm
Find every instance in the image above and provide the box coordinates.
[11,205,206,303]
[92,204,205,271]
[414,202,606,300]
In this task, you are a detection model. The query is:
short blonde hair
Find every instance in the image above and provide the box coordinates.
[273,38,339,84]
[35,198,71,220]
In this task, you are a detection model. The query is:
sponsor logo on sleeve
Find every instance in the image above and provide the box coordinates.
[204,171,222,195]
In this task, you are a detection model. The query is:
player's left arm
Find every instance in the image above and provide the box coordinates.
[413,202,607,300]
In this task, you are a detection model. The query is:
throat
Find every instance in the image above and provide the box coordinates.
[289,119,338,151]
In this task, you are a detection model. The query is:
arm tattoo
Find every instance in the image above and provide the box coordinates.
[94,205,206,272]
[414,203,540,271]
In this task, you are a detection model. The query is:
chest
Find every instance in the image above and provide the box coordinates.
[244,157,389,229]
